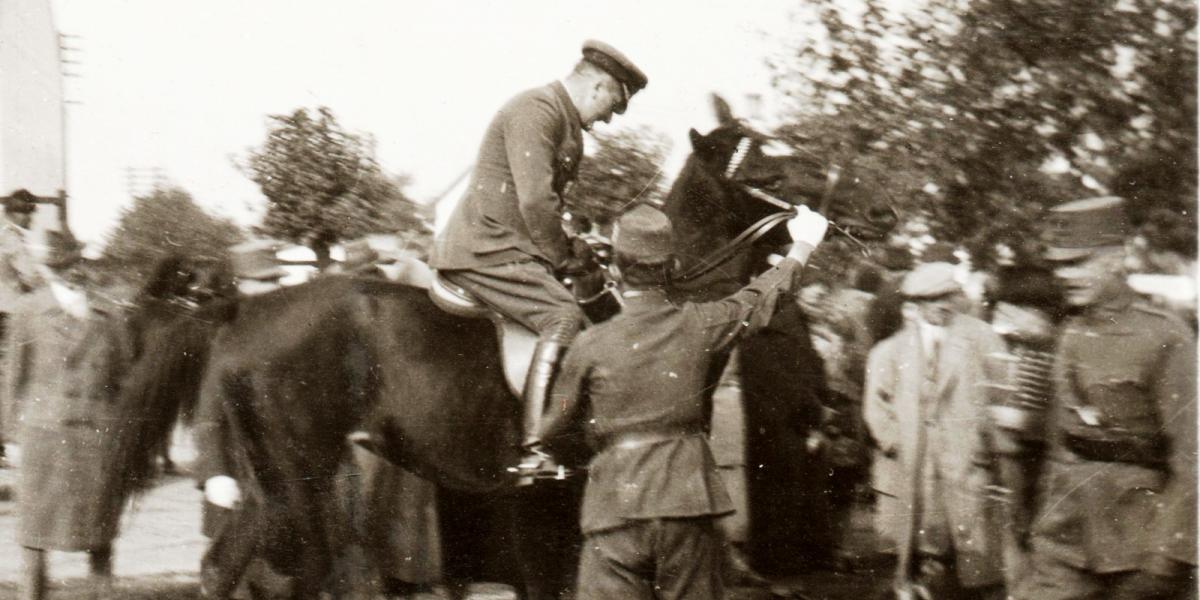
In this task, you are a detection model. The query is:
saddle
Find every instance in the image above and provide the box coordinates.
[427,270,538,396]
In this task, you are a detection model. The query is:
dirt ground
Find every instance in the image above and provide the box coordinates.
[0,437,893,600]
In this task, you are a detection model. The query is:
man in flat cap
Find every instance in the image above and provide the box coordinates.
[431,40,648,475]
[539,204,829,599]
[863,261,1010,599]
[1018,196,1196,600]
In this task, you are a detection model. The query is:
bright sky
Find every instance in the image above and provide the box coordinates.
[51,0,803,248]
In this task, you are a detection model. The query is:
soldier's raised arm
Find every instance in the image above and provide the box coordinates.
[690,205,829,351]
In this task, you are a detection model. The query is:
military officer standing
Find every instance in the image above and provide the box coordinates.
[1019,196,1196,599]
[539,204,830,599]
[431,41,647,475]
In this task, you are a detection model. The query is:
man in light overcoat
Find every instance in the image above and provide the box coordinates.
[864,261,1009,599]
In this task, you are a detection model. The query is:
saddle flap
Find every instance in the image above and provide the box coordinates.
[429,272,537,395]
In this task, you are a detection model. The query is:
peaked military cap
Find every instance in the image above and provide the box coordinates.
[1043,196,1130,261]
[901,261,960,299]
[581,40,648,114]
[230,238,286,281]
[613,204,674,264]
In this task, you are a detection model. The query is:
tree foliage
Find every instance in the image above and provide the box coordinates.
[566,125,671,226]
[242,107,427,263]
[102,186,244,282]
[771,0,1197,263]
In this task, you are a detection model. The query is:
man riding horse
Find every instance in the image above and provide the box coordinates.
[430,40,648,476]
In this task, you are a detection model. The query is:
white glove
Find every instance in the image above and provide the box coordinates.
[204,475,242,509]
[786,206,830,249]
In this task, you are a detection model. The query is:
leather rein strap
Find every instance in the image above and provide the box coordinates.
[674,134,825,283]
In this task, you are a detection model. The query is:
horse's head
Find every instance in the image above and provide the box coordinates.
[666,95,898,257]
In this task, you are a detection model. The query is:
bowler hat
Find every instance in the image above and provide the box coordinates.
[4,189,37,215]
[581,40,648,114]
[613,204,673,264]
[1042,196,1130,261]
[901,261,960,299]
[230,239,286,281]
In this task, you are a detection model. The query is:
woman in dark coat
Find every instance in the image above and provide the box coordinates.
[8,232,135,600]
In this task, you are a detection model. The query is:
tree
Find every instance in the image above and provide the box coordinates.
[102,186,244,283]
[565,125,671,226]
[770,0,1196,264]
[242,107,427,265]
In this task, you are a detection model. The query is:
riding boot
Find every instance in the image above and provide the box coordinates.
[512,338,571,485]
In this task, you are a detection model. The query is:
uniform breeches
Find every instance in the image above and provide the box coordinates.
[576,518,724,600]
[441,261,585,342]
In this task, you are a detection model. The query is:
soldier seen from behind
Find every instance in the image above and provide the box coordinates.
[1017,196,1196,600]
[539,203,830,599]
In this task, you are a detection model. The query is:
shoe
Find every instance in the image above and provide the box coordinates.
[506,448,573,486]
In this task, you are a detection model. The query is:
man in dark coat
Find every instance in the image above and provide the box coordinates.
[430,40,647,475]
[1018,196,1197,599]
[195,238,296,600]
[539,203,830,599]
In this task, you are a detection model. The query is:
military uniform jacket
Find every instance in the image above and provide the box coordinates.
[541,259,803,534]
[1031,292,1197,572]
[430,82,583,271]
[863,314,1008,587]
[6,286,135,550]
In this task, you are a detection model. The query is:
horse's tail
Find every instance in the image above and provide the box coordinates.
[104,310,221,502]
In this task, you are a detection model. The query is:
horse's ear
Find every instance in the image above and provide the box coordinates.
[711,94,736,126]
[689,128,706,151]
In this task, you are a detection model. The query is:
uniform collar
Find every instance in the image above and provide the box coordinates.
[620,287,671,312]
[1082,285,1134,321]
[551,80,583,131]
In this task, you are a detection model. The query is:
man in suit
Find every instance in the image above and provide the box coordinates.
[539,203,830,599]
[431,41,647,475]
[1018,197,1196,600]
[863,261,1009,599]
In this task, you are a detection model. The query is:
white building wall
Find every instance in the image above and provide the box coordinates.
[0,0,65,237]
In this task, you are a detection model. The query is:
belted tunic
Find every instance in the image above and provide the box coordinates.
[541,259,803,534]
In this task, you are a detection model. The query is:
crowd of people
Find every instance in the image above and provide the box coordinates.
[799,197,1196,600]
[0,37,1194,600]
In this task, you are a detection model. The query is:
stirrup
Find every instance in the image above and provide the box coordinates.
[507,448,573,486]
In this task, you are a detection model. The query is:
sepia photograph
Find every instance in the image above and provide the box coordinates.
[0,1,1195,598]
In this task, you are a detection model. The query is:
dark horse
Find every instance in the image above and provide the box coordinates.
[110,97,895,599]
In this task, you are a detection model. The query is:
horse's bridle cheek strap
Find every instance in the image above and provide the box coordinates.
[724,137,754,180]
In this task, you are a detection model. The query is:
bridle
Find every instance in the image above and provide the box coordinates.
[673,132,846,283]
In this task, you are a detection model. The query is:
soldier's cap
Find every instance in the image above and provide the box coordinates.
[582,40,648,115]
[1042,196,1130,262]
[613,204,674,264]
[900,261,961,300]
[230,238,287,281]
[44,229,84,270]
[4,189,37,214]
